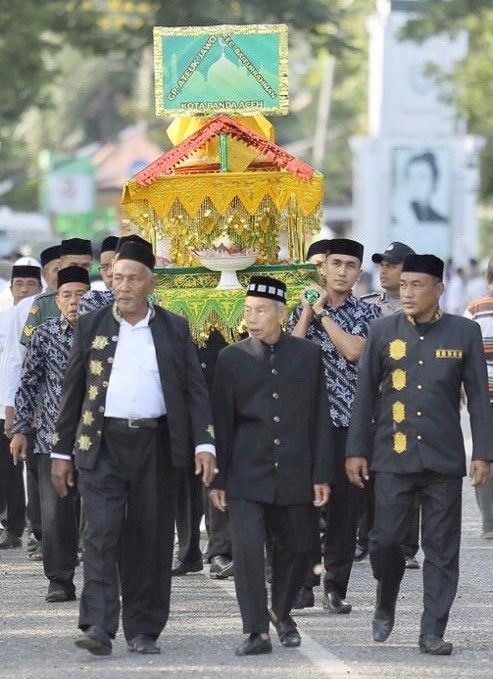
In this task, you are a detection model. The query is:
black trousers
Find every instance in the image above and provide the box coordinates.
[357,474,420,558]
[0,421,25,538]
[78,419,175,641]
[323,427,362,598]
[205,489,232,558]
[25,433,41,540]
[228,498,315,634]
[174,466,203,563]
[370,471,462,637]
[38,454,79,591]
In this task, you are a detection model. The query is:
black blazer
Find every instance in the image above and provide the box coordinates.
[52,304,215,470]
[347,312,493,476]
[212,334,334,505]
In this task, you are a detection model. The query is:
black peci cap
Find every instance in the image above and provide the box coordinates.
[100,236,119,254]
[326,238,364,263]
[306,239,331,260]
[57,266,90,289]
[246,276,287,304]
[11,265,41,282]
[115,234,152,254]
[40,245,61,267]
[116,241,155,270]
[60,238,93,257]
[402,254,444,281]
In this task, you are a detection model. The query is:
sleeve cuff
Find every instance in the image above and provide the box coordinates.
[195,444,216,456]
[50,453,72,461]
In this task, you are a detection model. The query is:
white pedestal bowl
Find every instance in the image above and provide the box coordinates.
[198,253,258,289]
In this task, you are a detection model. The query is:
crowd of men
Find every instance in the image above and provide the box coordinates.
[0,233,492,660]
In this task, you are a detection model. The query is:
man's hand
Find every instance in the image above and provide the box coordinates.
[209,489,227,512]
[469,460,491,488]
[312,288,329,316]
[4,406,14,439]
[313,483,330,507]
[345,456,369,488]
[301,284,325,312]
[10,433,27,465]
[195,452,217,487]
[51,459,75,498]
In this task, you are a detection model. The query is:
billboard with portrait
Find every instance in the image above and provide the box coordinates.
[390,147,451,259]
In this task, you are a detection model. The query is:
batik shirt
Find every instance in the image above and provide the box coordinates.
[78,289,114,316]
[13,316,74,455]
[288,292,381,427]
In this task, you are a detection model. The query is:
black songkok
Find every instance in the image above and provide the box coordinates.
[60,238,93,256]
[57,266,90,289]
[402,254,444,281]
[246,276,287,305]
[11,265,41,282]
[116,241,155,270]
[306,239,331,260]
[115,234,152,254]
[101,235,119,254]
[326,238,364,263]
[40,245,61,267]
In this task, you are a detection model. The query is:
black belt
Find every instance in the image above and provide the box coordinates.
[104,416,166,430]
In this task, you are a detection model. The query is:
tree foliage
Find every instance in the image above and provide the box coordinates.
[0,1,109,125]
[1,0,372,208]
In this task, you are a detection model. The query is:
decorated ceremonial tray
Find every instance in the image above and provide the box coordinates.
[153,263,315,345]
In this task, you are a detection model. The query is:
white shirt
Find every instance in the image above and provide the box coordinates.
[0,307,15,418]
[4,295,35,408]
[103,308,214,457]
[105,310,167,418]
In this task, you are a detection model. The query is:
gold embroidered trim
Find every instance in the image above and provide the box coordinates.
[392,401,405,424]
[77,435,92,452]
[92,335,109,350]
[435,349,463,359]
[389,339,406,361]
[391,369,406,391]
[393,432,407,455]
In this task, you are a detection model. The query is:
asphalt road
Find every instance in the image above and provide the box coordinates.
[0,423,492,678]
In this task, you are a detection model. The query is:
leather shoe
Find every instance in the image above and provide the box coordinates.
[235,634,272,656]
[0,533,22,550]
[171,558,203,576]
[269,611,301,647]
[322,591,352,614]
[372,582,397,642]
[405,556,420,569]
[372,613,395,642]
[293,585,315,610]
[419,634,453,655]
[46,586,76,603]
[354,543,368,562]
[75,625,112,656]
[209,555,234,579]
[127,634,161,654]
[29,545,43,562]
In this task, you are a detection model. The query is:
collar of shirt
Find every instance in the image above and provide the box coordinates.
[406,308,443,327]
[112,302,155,326]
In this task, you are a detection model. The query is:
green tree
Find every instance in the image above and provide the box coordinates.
[0,1,109,125]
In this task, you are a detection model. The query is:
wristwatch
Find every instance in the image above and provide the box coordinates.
[314,308,331,321]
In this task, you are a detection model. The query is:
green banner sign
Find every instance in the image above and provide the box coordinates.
[153,24,288,117]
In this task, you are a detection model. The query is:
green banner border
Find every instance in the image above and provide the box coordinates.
[153,23,289,117]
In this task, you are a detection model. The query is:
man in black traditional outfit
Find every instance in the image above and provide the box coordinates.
[210,275,333,656]
[50,241,216,656]
[347,254,493,655]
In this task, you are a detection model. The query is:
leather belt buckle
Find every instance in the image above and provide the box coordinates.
[127,418,141,429]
